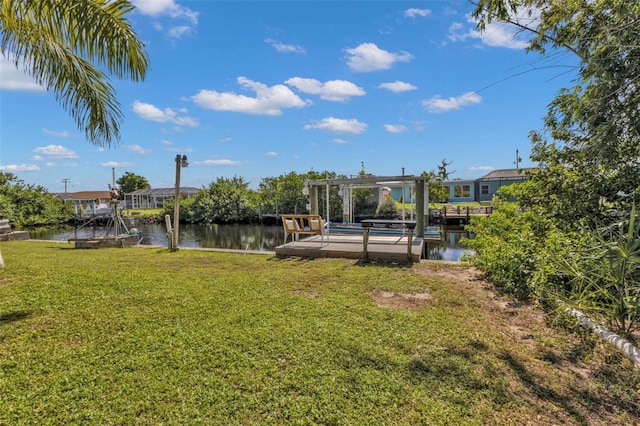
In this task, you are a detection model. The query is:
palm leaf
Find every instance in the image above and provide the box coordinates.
[0,0,149,146]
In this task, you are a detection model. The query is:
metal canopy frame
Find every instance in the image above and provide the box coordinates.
[304,175,427,237]
[305,175,420,187]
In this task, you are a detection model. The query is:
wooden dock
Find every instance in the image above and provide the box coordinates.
[274,234,423,263]
[430,206,493,225]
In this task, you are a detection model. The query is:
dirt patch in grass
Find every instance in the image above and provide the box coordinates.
[415,262,640,425]
[370,290,433,310]
[418,264,548,341]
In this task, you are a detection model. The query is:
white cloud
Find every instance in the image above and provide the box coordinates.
[378,81,417,93]
[304,117,367,134]
[0,164,40,172]
[344,43,413,72]
[131,0,198,24]
[100,161,133,168]
[131,0,198,40]
[448,11,537,50]
[195,159,246,166]
[264,151,278,157]
[421,91,482,113]
[219,137,232,143]
[167,25,193,39]
[126,145,152,155]
[285,77,365,102]
[46,162,79,168]
[42,128,73,138]
[405,8,432,18]
[33,145,78,159]
[265,39,306,54]
[132,101,198,127]
[332,139,348,144]
[384,124,407,133]
[192,77,311,115]
[0,56,45,92]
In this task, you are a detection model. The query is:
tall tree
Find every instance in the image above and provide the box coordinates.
[437,159,454,181]
[473,0,640,226]
[352,163,376,218]
[116,171,150,195]
[467,1,640,338]
[192,176,258,223]
[421,170,449,204]
[258,172,308,215]
[0,172,72,227]
[0,0,149,147]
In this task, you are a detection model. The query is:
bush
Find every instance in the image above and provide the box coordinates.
[552,204,640,339]
[464,202,542,299]
[375,196,399,219]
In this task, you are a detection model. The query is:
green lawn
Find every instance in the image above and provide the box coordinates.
[122,208,164,218]
[0,241,637,424]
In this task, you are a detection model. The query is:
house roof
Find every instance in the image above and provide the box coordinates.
[478,168,531,181]
[126,187,200,197]
[54,191,112,201]
[442,168,532,185]
[442,178,477,185]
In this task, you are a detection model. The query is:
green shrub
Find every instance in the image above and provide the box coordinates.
[552,204,640,339]
[464,201,544,299]
[375,196,399,219]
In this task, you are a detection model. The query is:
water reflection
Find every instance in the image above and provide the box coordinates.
[30,222,472,260]
[423,227,474,261]
[177,223,283,251]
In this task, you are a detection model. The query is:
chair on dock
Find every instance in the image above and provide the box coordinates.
[282,214,328,246]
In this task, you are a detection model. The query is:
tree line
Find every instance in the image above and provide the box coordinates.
[0,164,451,228]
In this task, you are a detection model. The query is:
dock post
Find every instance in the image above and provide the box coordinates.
[362,226,370,259]
[415,179,424,238]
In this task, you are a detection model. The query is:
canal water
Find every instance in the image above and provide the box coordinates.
[29,222,473,261]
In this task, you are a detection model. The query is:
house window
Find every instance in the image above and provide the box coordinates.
[454,185,471,198]
[481,185,489,195]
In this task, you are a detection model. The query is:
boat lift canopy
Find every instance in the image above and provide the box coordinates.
[304,175,428,237]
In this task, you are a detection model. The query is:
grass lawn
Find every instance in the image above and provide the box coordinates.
[122,208,164,219]
[1,241,638,425]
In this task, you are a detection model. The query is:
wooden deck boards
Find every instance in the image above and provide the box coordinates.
[274,234,423,262]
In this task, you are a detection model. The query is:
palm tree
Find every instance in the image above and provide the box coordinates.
[0,0,149,147]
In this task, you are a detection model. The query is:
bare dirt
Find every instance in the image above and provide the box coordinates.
[409,263,640,426]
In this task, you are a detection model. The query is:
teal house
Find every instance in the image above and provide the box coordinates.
[443,179,477,203]
[444,168,529,203]
[389,186,413,203]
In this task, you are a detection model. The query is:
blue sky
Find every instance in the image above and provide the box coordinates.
[0,0,578,193]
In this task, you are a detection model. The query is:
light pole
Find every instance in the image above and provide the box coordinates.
[172,154,188,250]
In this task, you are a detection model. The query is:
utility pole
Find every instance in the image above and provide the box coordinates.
[172,155,189,250]
[515,149,522,171]
[62,178,70,193]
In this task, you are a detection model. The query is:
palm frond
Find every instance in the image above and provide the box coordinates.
[0,0,149,146]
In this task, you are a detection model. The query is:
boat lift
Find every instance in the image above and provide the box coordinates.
[304,174,429,238]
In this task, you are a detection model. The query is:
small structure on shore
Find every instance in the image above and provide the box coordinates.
[0,219,30,241]
[68,187,141,249]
